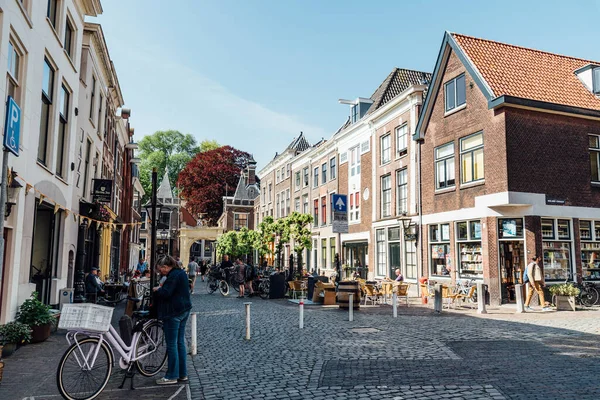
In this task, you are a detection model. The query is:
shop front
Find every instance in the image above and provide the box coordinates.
[343,241,368,279]
[578,220,600,281]
[497,218,525,303]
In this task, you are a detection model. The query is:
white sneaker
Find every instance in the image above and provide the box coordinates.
[156,377,178,385]
[524,306,534,311]
[542,307,552,312]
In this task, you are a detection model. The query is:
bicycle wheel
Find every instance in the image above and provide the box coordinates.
[207,277,218,294]
[56,337,113,400]
[259,280,270,299]
[136,320,167,377]
[580,286,599,307]
[219,280,230,296]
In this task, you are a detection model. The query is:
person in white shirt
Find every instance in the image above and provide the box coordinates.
[525,255,550,311]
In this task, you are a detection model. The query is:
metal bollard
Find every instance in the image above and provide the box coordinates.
[299,297,304,329]
[515,284,524,313]
[477,282,487,314]
[434,284,442,313]
[348,293,354,322]
[190,312,197,355]
[393,293,398,318]
[244,302,251,340]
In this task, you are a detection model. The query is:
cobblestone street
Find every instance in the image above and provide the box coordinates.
[2,292,600,399]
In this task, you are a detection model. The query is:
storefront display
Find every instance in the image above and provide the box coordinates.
[498,218,525,303]
[457,220,483,278]
[580,220,600,281]
[542,241,571,281]
[429,223,450,276]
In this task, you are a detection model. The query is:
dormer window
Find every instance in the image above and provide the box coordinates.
[594,67,600,95]
[575,64,600,96]
[351,104,359,123]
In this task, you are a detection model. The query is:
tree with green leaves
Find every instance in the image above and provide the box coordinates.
[216,230,238,259]
[288,212,313,276]
[255,216,275,265]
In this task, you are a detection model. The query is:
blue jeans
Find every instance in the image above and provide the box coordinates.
[163,310,190,379]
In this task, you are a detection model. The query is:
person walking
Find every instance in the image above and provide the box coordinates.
[187,258,199,294]
[199,259,208,282]
[524,255,550,311]
[235,258,246,298]
[153,255,192,385]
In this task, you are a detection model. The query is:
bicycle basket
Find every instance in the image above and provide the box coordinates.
[58,303,114,333]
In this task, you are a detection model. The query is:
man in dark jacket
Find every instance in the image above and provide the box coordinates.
[85,267,104,302]
[153,255,192,385]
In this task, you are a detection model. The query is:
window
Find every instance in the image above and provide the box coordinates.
[330,238,336,269]
[349,191,360,222]
[456,220,483,278]
[321,196,326,225]
[396,125,408,157]
[444,73,466,112]
[321,239,327,269]
[322,163,327,183]
[351,104,358,123]
[330,157,336,179]
[295,171,301,189]
[594,67,600,95]
[376,229,386,276]
[541,218,573,281]
[294,197,300,212]
[64,18,74,58]
[303,194,309,214]
[47,0,58,29]
[380,134,391,164]
[90,76,96,120]
[56,85,70,178]
[435,143,455,189]
[405,239,417,279]
[82,139,91,196]
[276,170,280,183]
[460,132,484,184]
[234,213,248,230]
[350,146,361,176]
[276,194,280,218]
[303,167,309,187]
[38,58,55,165]
[396,168,408,215]
[141,211,147,230]
[313,199,319,227]
[590,135,600,182]
[430,223,450,276]
[498,219,524,239]
[268,183,272,201]
[285,189,290,216]
[580,221,600,280]
[381,174,391,218]
[97,93,103,135]
[340,152,348,164]
[313,167,319,187]
[286,164,290,178]
[7,41,22,105]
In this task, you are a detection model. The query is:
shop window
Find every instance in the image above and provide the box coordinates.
[460,132,484,184]
[435,142,455,190]
[590,135,600,182]
[541,218,555,239]
[430,223,451,276]
[498,218,524,239]
[557,219,571,240]
[580,220,592,240]
[543,242,571,281]
[456,220,482,278]
[580,221,600,280]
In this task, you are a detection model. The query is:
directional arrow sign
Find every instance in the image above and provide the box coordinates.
[332,194,347,213]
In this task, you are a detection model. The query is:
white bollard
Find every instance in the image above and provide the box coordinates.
[515,284,524,313]
[299,297,304,329]
[434,284,443,313]
[477,282,487,314]
[190,312,197,355]
[393,293,398,318]
[244,302,251,340]
[348,293,354,321]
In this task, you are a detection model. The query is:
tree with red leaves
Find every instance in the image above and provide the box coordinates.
[178,146,250,226]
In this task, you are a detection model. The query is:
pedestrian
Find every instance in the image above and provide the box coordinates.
[235,258,246,298]
[187,258,199,294]
[199,259,208,282]
[394,268,404,282]
[525,255,550,311]
[221,254,233,283]
[85,267,105,303]
[245,262,255,297]
[153,255,192,385]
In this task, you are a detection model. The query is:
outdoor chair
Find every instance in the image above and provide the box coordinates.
[393,283,410,307]
[289,280,307,299]
[363,284,382,305]
[380,281,393,304]
[441,285,461,309]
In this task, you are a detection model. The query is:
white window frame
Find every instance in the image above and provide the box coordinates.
[444,73,466,113]
[396,168,408,215]
[330,157,336,179]
[350,145,361,177]
[396,124,408,157]
[435,142,455,190]
[590,134,600,183]
[233,213,249,230]
[381,174,391,218]
[380,133,391,165]
[460,131,484,184]
[313,167,319,187]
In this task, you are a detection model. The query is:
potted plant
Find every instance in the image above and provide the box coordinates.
[0,321,32,357]
[549,283,580,311]
[16,292,55,343]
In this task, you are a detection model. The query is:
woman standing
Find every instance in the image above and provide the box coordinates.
[153,255,192,385]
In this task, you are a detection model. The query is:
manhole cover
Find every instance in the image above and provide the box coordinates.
[349,327,381,334]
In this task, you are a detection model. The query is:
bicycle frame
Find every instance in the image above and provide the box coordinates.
[66,322,160,370]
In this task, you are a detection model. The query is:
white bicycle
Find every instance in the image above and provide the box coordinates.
[56,303,167,400]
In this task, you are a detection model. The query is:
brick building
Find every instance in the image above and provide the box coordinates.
[415,32,600,305]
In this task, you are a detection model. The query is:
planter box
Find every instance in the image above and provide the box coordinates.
[555,295,576,311]
[1,343,17,357]
[31,323,52,343]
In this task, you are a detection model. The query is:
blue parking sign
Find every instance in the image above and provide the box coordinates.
[4,96,21,156]
[332,194,347,213]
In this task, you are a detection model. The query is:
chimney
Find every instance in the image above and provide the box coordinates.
[247,155,257,185]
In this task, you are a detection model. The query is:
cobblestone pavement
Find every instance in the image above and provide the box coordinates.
[2,292,600,399]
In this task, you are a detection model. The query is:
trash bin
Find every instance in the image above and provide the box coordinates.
[269,273,286,299]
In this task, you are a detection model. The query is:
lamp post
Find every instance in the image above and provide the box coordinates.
[398,214,418,242]
[73,219,89,303]
[142,169,160,289]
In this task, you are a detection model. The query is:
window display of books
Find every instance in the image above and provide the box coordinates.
[459,243,483,276]
[542,242,570,280]
[581,242,600,280]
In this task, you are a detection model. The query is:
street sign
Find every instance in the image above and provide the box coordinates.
[4,96,21,156]
[332,194,348,233]
[332,194,347,212]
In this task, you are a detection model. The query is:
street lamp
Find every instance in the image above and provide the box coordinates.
[398,213,418,242]
[159,230,169,254]
[141,169,162,289]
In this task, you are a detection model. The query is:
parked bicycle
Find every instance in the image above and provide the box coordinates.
[56,302,167,400]
[252,275,270,299]
[206,264,230,296]
[551,273,600,307]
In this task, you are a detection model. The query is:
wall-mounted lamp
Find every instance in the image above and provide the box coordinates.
[5,178,23,218]
[398,212,418,242]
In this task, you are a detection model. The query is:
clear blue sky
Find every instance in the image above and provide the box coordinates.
[93,0,600,170]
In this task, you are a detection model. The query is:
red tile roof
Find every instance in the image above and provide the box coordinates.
[452,33,600,111]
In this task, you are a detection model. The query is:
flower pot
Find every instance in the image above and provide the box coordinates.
[555,295,576,311]
[1,342,17,357]
[30,323,52,343]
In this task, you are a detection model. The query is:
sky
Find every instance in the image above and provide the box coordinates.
[92,0,600,171]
